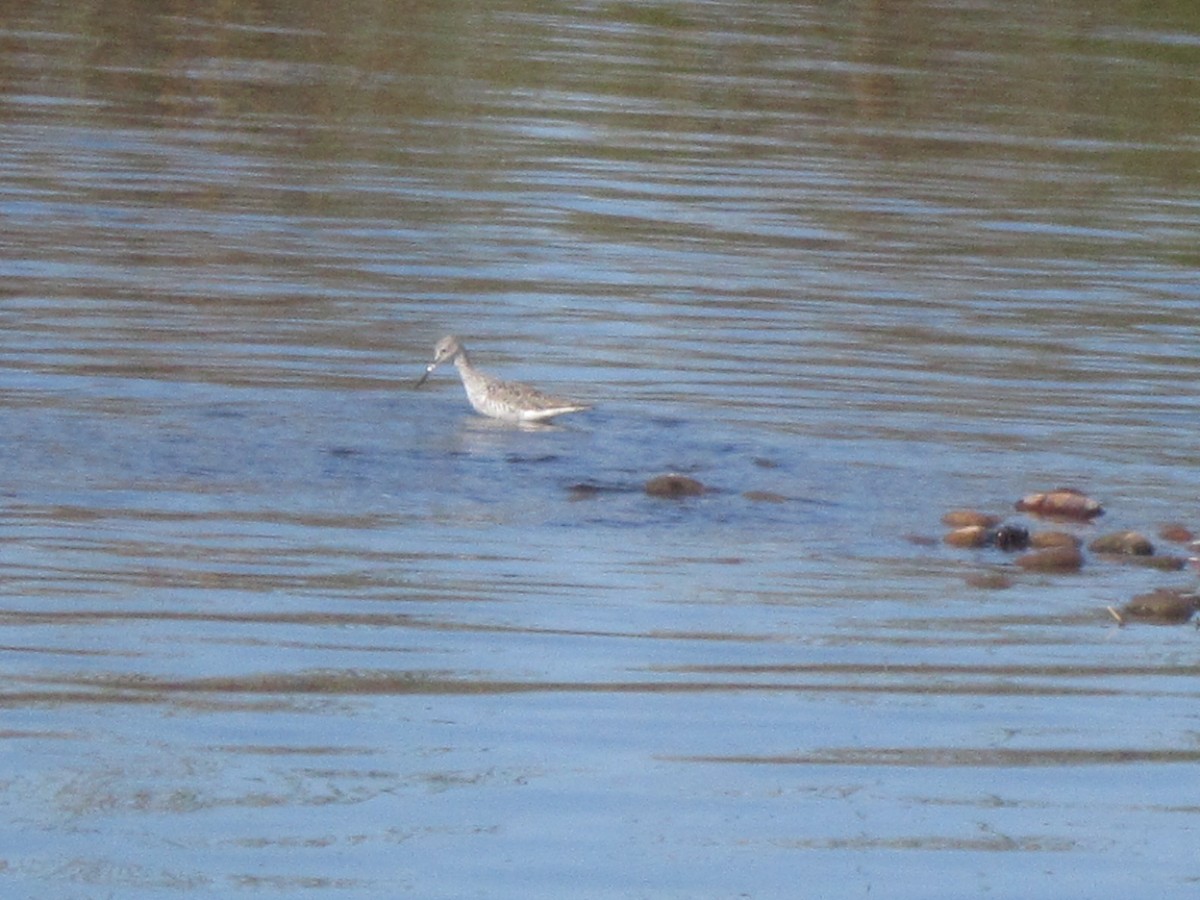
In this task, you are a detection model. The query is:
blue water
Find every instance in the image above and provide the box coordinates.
[2,1,1200,897]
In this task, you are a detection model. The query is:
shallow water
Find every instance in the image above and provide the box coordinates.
[3,1,1200,897]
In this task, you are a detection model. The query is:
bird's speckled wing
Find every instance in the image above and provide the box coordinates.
[485,378,590,421]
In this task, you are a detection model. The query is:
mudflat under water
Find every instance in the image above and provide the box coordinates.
[3,2,1200,898]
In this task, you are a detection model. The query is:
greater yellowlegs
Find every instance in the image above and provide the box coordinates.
[415,335,591,423]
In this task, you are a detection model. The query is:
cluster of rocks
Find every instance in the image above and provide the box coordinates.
[940,488,1199,626]
[587,478,1199,625]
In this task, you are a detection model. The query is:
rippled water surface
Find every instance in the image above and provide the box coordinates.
[4,1,1200,897]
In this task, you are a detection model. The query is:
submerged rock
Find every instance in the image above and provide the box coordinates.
[1015,545,1084,573]
[742,490,788,504]
[964,571,1014,590]
[1158,523,1194,544]
[1120,555,1187,572]
[644,473,706,499]
[1119,589,1200,625]
[1015,488,1103,521]
[566,482,604,500]
[1029,531,1081,549]
[1088,531,1154,556]
[566,480,630,501]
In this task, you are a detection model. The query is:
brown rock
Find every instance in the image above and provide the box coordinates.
[941,509,1001,529]
[1088,531,1154,556]
[1158,523,1194,544]
[1120,589,1199,624]
[1015,545,1084,573]
[1124,555,1187,572]
[943,523,1029,551]
[1030,531,1081,549]
[645,473,706,499]
[944,525,988,548]
[1015,488,1103,520]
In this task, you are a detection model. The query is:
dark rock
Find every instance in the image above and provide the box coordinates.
[988,524,1030,551]
[644,473,706,499]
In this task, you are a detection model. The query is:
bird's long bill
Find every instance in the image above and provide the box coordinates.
[414,363,437,388]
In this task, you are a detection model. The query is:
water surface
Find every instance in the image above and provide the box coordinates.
[3,1,1200,897]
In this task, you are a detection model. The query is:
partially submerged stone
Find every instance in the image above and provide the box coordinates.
[943,522,1027,551]
[1015,545,1084,573]
[644,473,706,499]
[566,482,604,500]
[1029,531,1081,549]
[941,509,1001,529]
[1088,531,1154,556]
[1120,554,1187,572]
[1015,488,1103,521]
[944,525,988,548]
[742,490,787,504]
[1158,523,1194,544]
[1120,589,1200,625]
[964,571,1013,590]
